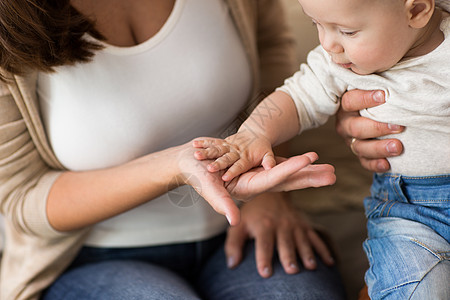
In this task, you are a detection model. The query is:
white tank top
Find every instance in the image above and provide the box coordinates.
[37,0,252,247]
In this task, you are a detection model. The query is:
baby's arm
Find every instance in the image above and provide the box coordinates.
[194,91,301,181]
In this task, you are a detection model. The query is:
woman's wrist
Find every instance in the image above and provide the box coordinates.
[143,142,188,192]
[170,141,201,189]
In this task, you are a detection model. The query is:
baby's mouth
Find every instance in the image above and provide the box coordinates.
[338,62,352,68]
[332,57,352,69]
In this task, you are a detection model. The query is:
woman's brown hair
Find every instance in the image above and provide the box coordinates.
[0,0,103,81]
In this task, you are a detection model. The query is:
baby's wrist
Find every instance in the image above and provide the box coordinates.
[234,126,273,149]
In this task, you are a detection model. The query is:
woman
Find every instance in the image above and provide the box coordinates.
[0,0,398,299]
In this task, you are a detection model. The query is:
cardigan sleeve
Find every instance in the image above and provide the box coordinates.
[0,80,68,239]
[0,78,92,299]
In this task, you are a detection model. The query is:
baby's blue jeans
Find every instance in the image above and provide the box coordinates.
[42,233,345,299]
[363,174,450,300]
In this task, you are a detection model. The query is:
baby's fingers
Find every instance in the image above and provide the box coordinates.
[192,138,221,149]
[261,152,276,170]
[207,152,240,172]
[222,159,253,182]
[193,141,232,160]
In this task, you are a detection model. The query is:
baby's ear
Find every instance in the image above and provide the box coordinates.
[405,0,435,28]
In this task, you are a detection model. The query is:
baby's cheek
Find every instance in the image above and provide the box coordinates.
[355,46,401,74]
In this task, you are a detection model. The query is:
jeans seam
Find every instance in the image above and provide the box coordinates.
[410,238,443,260]
[378,174,450,180]
[379,279,420,298]
[385,202,396,217]
[409,199,450,202]
[375,260,442,300]
[379,202,387,216]
[402,175,450,180]
[408,259,446,300]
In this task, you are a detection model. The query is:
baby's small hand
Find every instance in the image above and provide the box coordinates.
[192,138,240,173]
[193,133,276,182]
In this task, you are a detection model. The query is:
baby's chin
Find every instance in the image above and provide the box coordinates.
[350,65,392,75]
[347,65,372,75]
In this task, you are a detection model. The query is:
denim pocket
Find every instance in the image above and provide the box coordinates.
[364,174,450,241]
[399,175,450,207]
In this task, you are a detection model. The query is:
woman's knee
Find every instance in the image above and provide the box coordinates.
[198,242,345,300]
[43,260,201,300]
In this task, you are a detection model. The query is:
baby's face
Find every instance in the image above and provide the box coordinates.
[298,0,417,74]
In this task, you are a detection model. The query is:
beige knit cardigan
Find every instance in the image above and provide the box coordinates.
[0,1,296,298]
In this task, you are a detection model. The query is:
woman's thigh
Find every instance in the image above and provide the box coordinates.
[196,241,346,300]
[42,260,201,300]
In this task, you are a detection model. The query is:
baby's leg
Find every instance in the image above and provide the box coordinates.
[363,217,450,300]
[411,259,450,299]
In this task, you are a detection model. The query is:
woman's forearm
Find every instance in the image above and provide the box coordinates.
[46,144,184,232]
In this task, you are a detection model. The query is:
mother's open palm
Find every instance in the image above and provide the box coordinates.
[177,145,335,226]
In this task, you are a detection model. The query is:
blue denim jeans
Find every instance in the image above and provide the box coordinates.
[42,233,345,300]
[363,174,450,300]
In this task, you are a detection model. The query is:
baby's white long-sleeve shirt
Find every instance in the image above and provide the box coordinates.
[278,16,450,176]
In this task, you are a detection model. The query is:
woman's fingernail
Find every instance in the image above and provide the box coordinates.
[377,161,390,172]
[387,124,402,132]
[262,267,271,276]
[289,263,299,270]
[308,258,317,267]
[327,257,335,265]
[226,214,232,225]
[386,142,399,154]
[227,256,235,268]
[373,91,385,103]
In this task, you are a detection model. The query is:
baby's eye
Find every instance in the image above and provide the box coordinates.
[340,30,358,37]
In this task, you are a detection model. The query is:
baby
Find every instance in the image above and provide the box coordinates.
[193,0,450,299]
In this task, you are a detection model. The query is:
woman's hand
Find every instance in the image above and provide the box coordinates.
[224,155,336,200]
[177,144,335,226]
[336,90,404,172]
[225,192,335,278]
